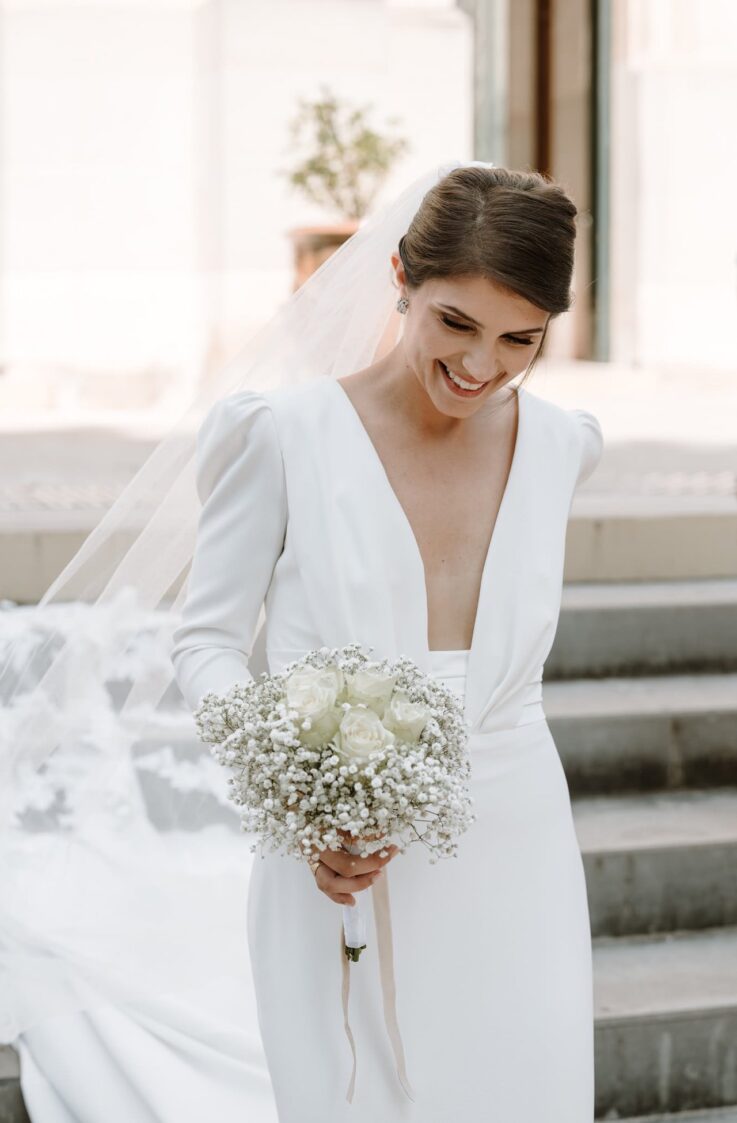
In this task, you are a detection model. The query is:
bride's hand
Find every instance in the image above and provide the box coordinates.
[308,829,399,907]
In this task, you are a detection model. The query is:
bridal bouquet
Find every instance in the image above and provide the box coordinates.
[193,643,474,962]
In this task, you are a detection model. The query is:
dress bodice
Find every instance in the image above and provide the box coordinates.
[428,648,544,727]
[171,377,603,736]
[427,649,470,701]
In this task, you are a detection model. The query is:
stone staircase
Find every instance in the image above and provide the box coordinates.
[1,513,736,1119]
[545,576,737,1120]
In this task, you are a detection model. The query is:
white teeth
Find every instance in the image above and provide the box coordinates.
[441,362,483,392]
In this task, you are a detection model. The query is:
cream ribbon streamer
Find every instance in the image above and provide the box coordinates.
[340,869,416,1104]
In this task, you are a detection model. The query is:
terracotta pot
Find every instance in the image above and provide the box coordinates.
[287,222,360,291]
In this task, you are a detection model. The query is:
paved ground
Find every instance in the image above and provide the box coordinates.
[1,360,735,515]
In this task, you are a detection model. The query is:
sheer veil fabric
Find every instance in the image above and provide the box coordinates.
[0,159,496,1041]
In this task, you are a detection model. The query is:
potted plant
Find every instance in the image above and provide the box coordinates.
[280,85,410,290]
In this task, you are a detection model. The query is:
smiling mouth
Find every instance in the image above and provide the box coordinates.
[438,360,488,395]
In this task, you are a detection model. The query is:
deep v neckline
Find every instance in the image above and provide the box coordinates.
[327,376,526,657]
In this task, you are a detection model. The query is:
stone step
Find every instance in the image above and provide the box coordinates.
[0,1045,29,1123]
[566,495,737,583]
[545,673,737,794]
[548,579,737,678]
[593,925,737,1118]
[621,1108,737,1122]
[0,514,142,606]
[573,788,737,937]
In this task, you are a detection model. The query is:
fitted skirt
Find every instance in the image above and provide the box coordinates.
[246,716,595,1122]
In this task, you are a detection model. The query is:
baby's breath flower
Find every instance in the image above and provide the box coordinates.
[194,644,474,863]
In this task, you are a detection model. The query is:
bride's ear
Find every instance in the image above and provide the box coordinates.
[390,249,405,290]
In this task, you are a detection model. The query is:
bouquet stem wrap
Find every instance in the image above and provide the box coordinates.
[342,838,369,960]
[340,867,415,1104]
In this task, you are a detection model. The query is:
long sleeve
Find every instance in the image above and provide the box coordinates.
[170,390,288,713]
[570,408,604,487]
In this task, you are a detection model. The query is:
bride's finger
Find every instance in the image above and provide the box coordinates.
[317,863,380,896]
[320,839,397,877]
[331,891,356,906]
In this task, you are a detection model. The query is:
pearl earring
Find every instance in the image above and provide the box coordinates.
[396,297,409,314]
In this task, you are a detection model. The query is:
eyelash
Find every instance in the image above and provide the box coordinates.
[439,314,534,347]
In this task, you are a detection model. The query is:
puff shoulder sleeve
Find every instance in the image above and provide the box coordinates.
[170,391,287,713]
[570,408,604,487]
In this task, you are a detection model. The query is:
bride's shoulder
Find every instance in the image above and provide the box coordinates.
[198,381,337,467]
[258,377,340,431]
[526,387,603,443]
[200,378,330,430]
[197,388,278,448]
[265,377,335,408]
[523,389,603,484]
[569,406,603,484]
[193,389,285,500]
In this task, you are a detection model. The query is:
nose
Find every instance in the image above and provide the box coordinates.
[461,348,500,383]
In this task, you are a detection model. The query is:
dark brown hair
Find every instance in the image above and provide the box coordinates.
[397,165,578,384]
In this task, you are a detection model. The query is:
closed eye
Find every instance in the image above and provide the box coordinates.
[439,314,534,346]
[440,314,473,333]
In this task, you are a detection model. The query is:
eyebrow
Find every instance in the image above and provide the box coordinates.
[436,303,546,334]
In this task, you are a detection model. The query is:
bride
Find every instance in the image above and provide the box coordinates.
[11,162,602,1121]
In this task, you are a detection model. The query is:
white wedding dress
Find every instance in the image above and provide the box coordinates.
[16,376,602,1121]
[245,651,593,1121]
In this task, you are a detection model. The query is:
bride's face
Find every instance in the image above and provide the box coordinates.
[391,253,549,416]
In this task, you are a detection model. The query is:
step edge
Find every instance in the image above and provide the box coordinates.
[594,998,737,1026]
[579,833,737,855]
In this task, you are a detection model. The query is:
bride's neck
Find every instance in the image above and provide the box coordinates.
[346,347,515,441]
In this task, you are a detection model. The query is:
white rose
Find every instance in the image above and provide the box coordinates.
[345,666,397,716]
[335,705,396,763]
[285,666,340,745]
[382,691,430,743]
[316,661,345,697]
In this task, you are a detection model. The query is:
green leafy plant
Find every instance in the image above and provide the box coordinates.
[280,85,410,222]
